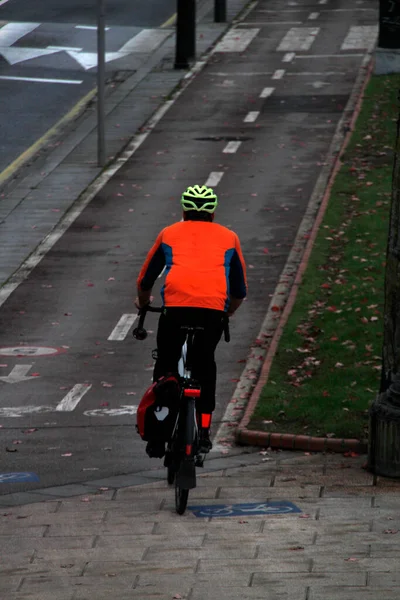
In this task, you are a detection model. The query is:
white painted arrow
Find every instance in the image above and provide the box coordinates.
[0,47,60,65]
[66,50,123,70]
[0,364,38,384]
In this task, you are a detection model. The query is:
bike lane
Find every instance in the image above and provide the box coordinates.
[0,0,378,494]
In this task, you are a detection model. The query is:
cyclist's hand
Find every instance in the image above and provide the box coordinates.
[135,295,153,310]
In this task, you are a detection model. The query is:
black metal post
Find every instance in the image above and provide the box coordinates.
[97,0,106,166]
[175,0,196,69]
[214,0,227,22]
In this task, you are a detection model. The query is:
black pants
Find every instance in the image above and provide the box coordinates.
[153,308,226,414]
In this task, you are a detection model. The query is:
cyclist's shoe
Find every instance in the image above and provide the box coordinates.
[198,429,212,453]
[146,440,166,458]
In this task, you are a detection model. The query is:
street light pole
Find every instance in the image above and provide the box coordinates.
[97,0,106,167]
[174,0,196,69]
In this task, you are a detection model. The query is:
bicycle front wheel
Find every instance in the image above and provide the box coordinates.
[175,484,189,515]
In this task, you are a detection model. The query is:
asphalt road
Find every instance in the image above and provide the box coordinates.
[0,0,378,494]
[0,0,176,27]
[0,0,175,176]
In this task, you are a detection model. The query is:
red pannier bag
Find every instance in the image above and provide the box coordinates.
[136,374,180,442]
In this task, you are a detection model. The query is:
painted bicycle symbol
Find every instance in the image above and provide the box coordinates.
[189,501,302,518]
[0,472,39,483]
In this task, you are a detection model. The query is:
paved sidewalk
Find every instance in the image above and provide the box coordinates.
[2,449,400,599]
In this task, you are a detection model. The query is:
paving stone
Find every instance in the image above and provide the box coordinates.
[154,518,264,535]
[251,571,367,588]
[45,521,155,536]
[95,533,205,548]
[19,575,135,592]
[7,593,74,600]
[1,561,85,577]
[0,493,59,507]
[257,542,369,559]
[190,586,301,600]
[136,571,249,589]
[369,571,400,586]
[0,536,96,551]
[0,525,47,537]
[34,546,147,563]
[197,557,312,573]
[0,512,106,529]
[74,593,163,600]
[309,588,400,600]
[0,502,59,515]
[0,576,23,592]
[83,559,196,577]
[311,556,400,572]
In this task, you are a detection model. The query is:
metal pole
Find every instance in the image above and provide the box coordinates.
[97,0,106,167]
[214,0,227,22]
[175,0,196,69]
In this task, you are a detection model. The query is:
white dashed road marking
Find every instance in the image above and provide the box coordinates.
[282,52,296,62]
[75,25,110,30]
[259,87,275,98]
[244,111,260,123]
[56,383,92,412]
[308,12,319,20]
[272,69,285,79]
[277,28,320,51]
[205,172,224,187]
[0,75,83,84]
[341,25,378,50]
[213,28,260,52]
[108,314,138,341]
[223,141,242,153]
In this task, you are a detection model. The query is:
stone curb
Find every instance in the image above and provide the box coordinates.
[234,55,375,456]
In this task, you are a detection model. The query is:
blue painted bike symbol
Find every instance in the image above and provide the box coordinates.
[0,472,39,484]
[189,501,302,518]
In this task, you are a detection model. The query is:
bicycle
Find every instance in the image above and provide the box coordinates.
[133,304,229,515]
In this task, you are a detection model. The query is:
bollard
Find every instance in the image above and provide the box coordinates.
[368,375,400,477]
[214,0,227,22]
[174,0,196,69]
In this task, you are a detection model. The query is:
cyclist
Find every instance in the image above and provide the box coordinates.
[135,185,247,458]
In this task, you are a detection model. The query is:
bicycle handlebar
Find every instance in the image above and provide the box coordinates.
[132,305,163,340]
[132,304,230,342]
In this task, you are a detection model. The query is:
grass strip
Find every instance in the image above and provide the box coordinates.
[250,74,400,441]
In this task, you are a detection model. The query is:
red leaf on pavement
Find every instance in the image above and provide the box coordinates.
[345,557,359,562]
[384,529,399,534]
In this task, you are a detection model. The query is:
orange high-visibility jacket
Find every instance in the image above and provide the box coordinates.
[137,221,247,312]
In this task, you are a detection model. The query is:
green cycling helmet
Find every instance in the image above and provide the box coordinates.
[181,185,218,213]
